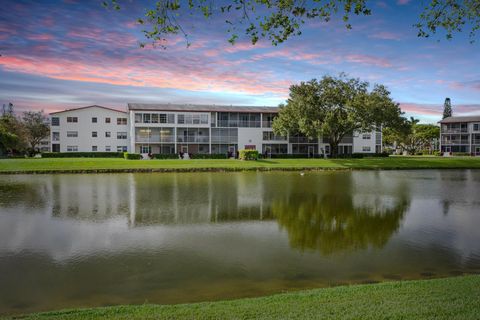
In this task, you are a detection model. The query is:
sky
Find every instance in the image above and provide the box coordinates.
[0,0,479,123]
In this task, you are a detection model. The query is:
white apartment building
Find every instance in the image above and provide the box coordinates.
[439,116,480,155]
[127,103,381,156]
[48,103,381,156]
[49,105,130,153]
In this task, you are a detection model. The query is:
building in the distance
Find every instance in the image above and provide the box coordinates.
[47,103,382,156]
[49,105,130,153]
[439,116,480,155]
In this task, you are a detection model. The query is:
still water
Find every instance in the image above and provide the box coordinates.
[1,170,480,315]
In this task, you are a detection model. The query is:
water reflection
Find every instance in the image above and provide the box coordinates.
[1,171,480,315]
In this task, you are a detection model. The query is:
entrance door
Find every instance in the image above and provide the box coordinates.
[476,147,480,156]
[265,146,272,158]
[228,145,236,158]
[181,146,188,153]
[308,146,315,158]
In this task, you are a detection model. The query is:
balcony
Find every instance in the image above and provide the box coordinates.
[442,140,469,145]
[135,135,175,143]
[177,136,210,143]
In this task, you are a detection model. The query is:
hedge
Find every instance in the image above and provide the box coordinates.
[239,149,259,160]
[190,154,228,159]
[152,154,179,160]
[123,152,142,160]
[41,152,124,158]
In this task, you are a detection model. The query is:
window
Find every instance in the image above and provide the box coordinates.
[67,117,78,123]
[159,114,166,123]
[67,131,78,137]
[362,133,371,140]
[117,117,127,125]
[140,145,152,153]
[52,132,60,141]
[474,123,480,131]
[92,131,97,137]
[105,117,111,123]
[67,146,78,152]
[52,144,60,152]
[105,131,111,138]
[51,117,60,126]
[92,146,97,151]
[105,146,111,152]
[177,113,208,124]
[362,146,371,152]
[135,113,142,123]
[92,117,97,123]
[117,132,127,139]
[263,131,286,141]
[178,114,185,124]
[143,114,151,123]
[117,146,127,152]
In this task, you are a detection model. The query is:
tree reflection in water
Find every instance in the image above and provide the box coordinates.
[272,174,410,254]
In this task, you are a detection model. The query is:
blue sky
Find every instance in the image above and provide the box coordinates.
[0,0,479,123]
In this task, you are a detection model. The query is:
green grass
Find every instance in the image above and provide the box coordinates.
[0,156,480,174]
[7,275,480,319]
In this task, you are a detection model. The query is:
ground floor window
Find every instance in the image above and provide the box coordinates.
[292,144,318,155]
[362,146,371,152]
[211,144,237,154]
[117,146,128,152]
[262,144,288,155]
[67,146,78,152]
[140,145,152,154]
[52,144,60,152]
[105,146,111,152]
[338,145,352,155]
[441,145,469,153]
[92,146,97,152]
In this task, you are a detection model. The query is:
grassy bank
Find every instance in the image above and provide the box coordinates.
[0,157,480,174]
[7,275,480,319]
[0,156,480,174]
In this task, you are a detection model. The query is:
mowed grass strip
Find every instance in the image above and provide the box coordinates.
[0,157,480,173]
[7,275,480,320]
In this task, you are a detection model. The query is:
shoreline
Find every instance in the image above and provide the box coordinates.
[5,275,480,319]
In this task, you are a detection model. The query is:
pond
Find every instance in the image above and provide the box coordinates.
[1,170,480,315]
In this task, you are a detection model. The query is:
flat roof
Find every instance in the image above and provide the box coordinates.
[50,105,127,115]
[128,103,279,113]
[439,116,480,123]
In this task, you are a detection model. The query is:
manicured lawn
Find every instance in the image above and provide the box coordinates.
[6,275,480,319]
[0,156,480,173]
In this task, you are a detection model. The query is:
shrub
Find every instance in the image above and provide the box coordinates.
[434,151,442,156]
[190,154,228,159]
[239,149,259,160]
[152,153,179,160]
[267,154,323,159]
[41,152,124,158]
[123,152,142,160]
[452,152,471,157]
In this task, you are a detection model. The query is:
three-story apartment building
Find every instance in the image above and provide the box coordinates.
[127,103,381,156]
[50,105,130,153]
[48,103,381,156]
[439,116,480,156]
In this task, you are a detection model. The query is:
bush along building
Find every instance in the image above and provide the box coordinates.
[439,116,480,156]
[47,104,382,157]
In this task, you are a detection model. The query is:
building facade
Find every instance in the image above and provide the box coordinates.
[49,105,130,153]
[439,116,480,155]
[47,104,381,156]
[127,103,381,156]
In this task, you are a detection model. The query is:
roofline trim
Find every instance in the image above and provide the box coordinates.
[50,105,127,115]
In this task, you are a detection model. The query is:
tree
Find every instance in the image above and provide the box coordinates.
[384,117,440,155]
[0,114,28,155]
[22,111,50,155]
[104,0,480,47]
[443,97,452,119]
[272,74,403,157]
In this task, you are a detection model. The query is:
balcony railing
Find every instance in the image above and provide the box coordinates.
[135,136,175,143]
[217,120,261,128]
[442,140,469,145]
[441,129,468,133]
[177,136,210,143]
[262,121,273,128]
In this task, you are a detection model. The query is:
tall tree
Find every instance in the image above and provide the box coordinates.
[443,98,453,119]
[104,0,480,47]
[272,75,403,157]
[22,111,50,155]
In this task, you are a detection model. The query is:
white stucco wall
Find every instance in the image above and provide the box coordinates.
[50,106,129,152]
[352,131,377,153]
[237,128,264,151]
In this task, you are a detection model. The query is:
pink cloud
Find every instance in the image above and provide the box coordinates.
[369,31,403,41]
[27,34,54,41]
[345,54,393,68]
[399,103,442,116]
[397,0,411,4]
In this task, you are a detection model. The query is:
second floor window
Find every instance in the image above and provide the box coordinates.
[92,131,97,138]
[117,132,127,139]
[67,117,78,123]
[67,131,78,137]
[51,117,60,126]
[52,132,60,141]
[105,117,111,123]
[105,131,111,138]
[92,117,97,123]
[474,124,479,131]
[117,117,127,125]
[362,133,371,140]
